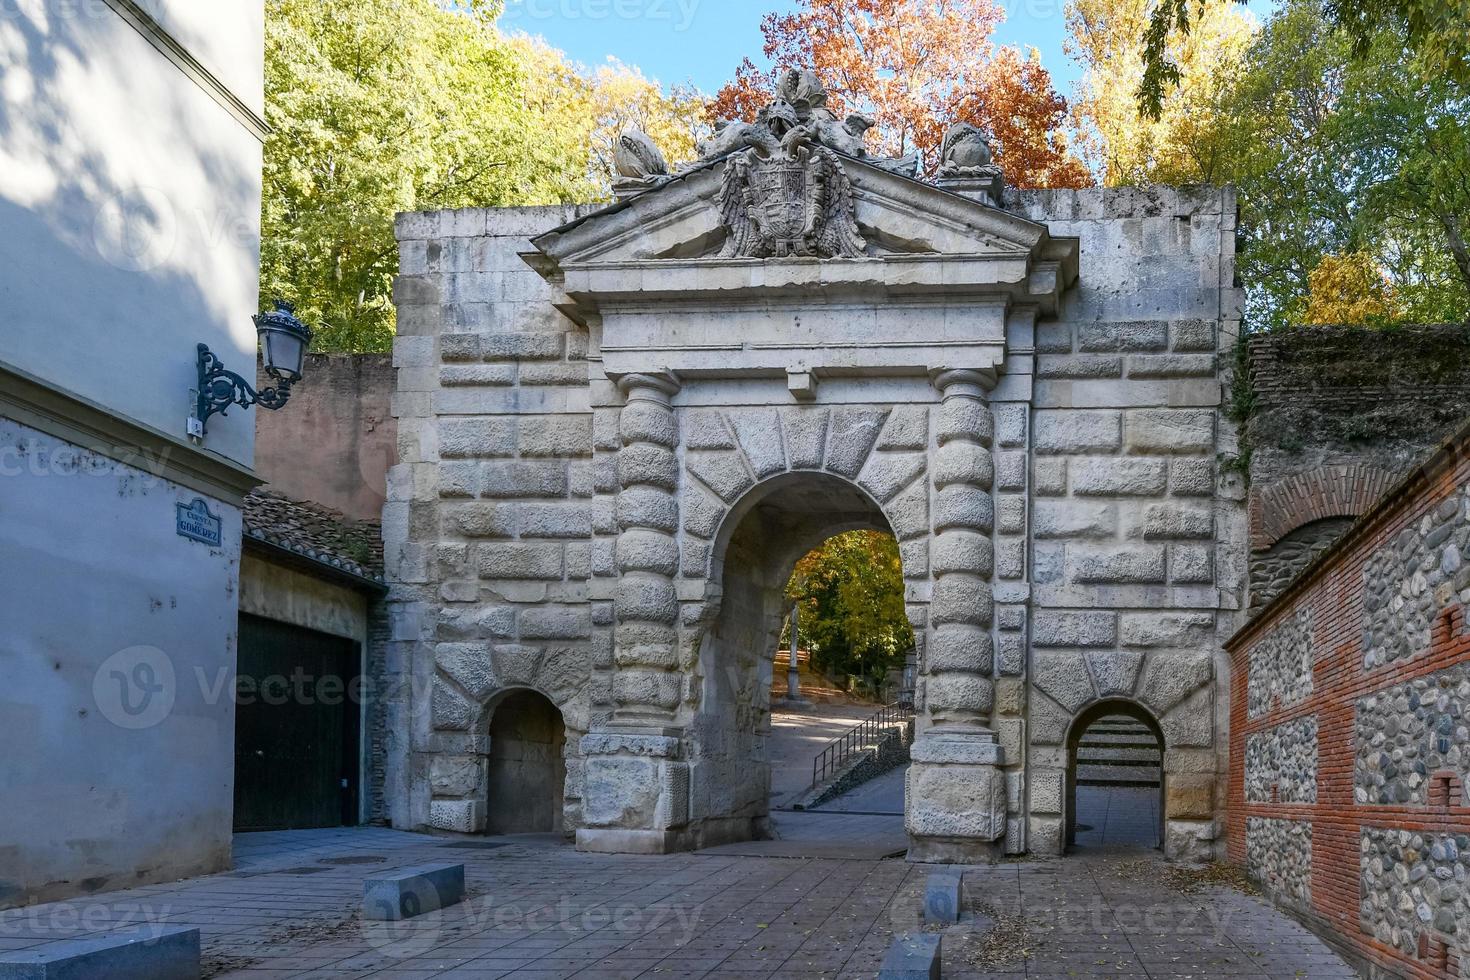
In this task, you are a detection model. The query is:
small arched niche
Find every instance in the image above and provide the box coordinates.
[486,689,566,835]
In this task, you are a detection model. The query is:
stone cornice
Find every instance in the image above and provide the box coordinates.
[0,362,260,505]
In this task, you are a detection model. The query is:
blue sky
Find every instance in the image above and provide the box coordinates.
[497,0,1275,99]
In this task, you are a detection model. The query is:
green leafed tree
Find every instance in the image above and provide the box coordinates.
[1137,0,1468,118]
[261,0,700,352]
[784,530,913,690]
[1215,0,1470,327]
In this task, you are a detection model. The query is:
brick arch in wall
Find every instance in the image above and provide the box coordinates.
[1250,462,1397,551]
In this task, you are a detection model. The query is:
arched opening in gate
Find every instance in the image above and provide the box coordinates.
[486,689,566,835]
[1065,699,1165,851]
[692,471,917,849]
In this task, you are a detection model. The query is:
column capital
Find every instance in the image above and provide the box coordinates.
[930,368,996,399]
[615,372,682,402]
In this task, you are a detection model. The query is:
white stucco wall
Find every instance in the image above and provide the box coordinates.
[0,2,265,907]
[0,420,242,906]
[0,0,264,465]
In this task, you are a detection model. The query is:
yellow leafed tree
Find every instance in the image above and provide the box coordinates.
[1067,0,1257,186]
[1300,252,1404,325]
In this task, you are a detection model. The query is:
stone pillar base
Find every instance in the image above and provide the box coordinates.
[575,730,690,855]
[905,730,1006,864]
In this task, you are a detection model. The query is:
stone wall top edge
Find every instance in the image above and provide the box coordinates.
[1006,183,1232,221]
[394,183,1236,243]
[395,203,605,242]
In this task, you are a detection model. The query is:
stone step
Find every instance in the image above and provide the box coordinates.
[1077,764,1162,786]
[1077,747,1162,764]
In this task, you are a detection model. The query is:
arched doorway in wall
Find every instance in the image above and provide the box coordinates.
[692,471,919,851]
[1065,699,1165,851]
[486,689,566,835]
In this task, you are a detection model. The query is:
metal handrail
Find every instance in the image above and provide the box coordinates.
[810,702,913,788]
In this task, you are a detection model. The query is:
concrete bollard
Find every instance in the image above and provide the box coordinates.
[879,932,941,980]
[0,926,199,980]
[923,870,963,923]
[363,862,466,921]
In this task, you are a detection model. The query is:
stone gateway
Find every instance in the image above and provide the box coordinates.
[384,74,1245,863]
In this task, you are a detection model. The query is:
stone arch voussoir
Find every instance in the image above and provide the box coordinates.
[678,403,933,587]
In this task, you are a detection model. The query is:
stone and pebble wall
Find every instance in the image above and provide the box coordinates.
[1364,486,1470,670]
[1247,607,1314,718]
[1250,517,1353,611]
[1360,826,1470,971]
[1247,815,1313,908]
[1246,716,1318,804]
[1356,664,1470,806]
[1229,425,1470,980]
[1246,325,1470,615]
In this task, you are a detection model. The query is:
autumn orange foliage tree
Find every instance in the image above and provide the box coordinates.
[710,0,1091,188]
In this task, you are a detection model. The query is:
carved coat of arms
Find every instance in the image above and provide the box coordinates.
[710,71,871,259]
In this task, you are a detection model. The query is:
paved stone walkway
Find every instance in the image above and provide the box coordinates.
[0,828,1356,979]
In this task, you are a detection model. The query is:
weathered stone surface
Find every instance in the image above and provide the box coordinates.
[1120,612,1214,647]
[1071,458,1168,496]
[1034,501,1116,539]
[1034,411,1121,454]
[1139,652,1212,715]
[1072,545,1166,584]
[728,409,787,477]
[1033,651,1095,712]
[826,408,888,476]
[1034,611,1116,648]
[1085,650,1144,696]
[1138,503,1214,539]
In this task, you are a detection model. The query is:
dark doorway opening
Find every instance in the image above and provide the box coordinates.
[234,614,361,832]
[487,690,566,835]
[1065,700,1164,851]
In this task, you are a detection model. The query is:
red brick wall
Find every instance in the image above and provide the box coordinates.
[1228,434,1470,980]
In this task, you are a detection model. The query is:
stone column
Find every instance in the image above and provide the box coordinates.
[576,372,691,854]
[906,368,1007,862]
[610,373,683,726]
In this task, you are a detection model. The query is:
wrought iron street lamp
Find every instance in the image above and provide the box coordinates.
[188,300,312,442]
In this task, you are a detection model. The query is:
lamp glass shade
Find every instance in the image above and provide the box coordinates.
[254,301,312,382]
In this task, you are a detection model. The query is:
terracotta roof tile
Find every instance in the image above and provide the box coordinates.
[242,488,383,583]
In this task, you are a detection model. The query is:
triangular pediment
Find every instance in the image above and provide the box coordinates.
[530,153,1065,269]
